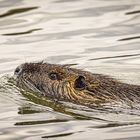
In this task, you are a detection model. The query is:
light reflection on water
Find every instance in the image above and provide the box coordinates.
[0,0,140,139]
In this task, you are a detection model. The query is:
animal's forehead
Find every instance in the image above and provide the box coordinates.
[44,64,70,74]
[22,63,70,74]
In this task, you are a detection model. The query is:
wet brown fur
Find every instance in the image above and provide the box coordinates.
[15,62,140,109]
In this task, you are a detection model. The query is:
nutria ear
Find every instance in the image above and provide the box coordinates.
[74,75,87,90]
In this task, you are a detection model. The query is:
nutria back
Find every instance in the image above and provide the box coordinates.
[14,62,140,110]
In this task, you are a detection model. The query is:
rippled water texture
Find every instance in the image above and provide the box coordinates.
[1,0,140,139]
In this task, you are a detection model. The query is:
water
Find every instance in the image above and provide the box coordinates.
[0,0,140,139]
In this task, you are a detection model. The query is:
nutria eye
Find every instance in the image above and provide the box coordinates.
[49,72,59,80]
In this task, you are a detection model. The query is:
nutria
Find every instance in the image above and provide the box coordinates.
[14,62,140,110]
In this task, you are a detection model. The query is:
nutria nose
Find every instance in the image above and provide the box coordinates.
[14,66,22,75]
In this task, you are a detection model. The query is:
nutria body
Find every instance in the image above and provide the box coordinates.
[14,62,140,109]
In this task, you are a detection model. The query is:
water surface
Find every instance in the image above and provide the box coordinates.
[1,0,140,139]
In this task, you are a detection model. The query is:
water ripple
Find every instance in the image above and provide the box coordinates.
[2,28,42,36]
[0,7,38,18]
[0,0,140,140]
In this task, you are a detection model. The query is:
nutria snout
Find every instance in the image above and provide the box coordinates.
[14,62,140,109]
[14,65,23,76]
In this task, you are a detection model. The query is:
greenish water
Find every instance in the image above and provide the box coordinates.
[0,0,140,140]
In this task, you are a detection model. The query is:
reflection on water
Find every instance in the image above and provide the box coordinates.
[0,7,38,18]
[0,0,140,140]
[126,10,140,15]
[119,35,140,41]
[2,28,42,36]
[89,53,140,61]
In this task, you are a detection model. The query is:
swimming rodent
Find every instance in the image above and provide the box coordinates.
[14,62,140,109]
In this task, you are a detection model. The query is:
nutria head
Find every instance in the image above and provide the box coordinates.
[14,62,140,108]
[14,62,101,106]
